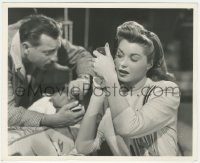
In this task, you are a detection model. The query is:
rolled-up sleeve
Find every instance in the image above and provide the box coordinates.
[8,83,44,127]
[113,81,180,138]
[8,104,44,127]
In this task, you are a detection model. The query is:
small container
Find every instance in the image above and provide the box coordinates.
[96,47,106,56]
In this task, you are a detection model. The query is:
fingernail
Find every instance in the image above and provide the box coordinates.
[105,42,109,47]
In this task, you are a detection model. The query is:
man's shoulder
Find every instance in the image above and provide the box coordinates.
[8,23,20,52]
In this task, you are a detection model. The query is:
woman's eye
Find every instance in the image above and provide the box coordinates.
[116,51,124,58]
[130,57,139,62]
[131,59,138,62]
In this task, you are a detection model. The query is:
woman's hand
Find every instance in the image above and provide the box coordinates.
[92,43,116,79]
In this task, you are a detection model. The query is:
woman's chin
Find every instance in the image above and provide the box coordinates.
[118,76,130,83]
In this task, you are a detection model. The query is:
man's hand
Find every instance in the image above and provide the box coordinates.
[68,77,90,100]
[41,101,85,128]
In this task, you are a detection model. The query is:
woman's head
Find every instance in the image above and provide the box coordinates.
[114,21,173,86]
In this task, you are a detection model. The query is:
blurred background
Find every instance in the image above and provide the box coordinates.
[8,8,193,155]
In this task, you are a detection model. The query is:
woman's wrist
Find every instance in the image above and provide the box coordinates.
[104,72,118,86]
[85,93,105,115]
[91,91,105,104]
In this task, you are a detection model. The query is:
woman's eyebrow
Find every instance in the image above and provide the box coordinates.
[118,48,125,54]
[130,53,141,57]
[118,48,142,58]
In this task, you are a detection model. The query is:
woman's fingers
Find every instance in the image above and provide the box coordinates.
[93,50,102,58]
[104,42,112,57]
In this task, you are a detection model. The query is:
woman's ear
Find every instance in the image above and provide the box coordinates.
[147,62,153,71]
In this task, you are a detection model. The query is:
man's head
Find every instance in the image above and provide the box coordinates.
[19,15,62,70]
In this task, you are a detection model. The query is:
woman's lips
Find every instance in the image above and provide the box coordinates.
[118,69,129,76]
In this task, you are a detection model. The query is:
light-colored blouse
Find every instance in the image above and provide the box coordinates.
[85,78,181,156]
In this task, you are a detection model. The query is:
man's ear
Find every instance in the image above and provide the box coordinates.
[22,42,32,55]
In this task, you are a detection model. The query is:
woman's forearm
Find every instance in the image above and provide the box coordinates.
[76,93,105,153]
[104,73,129,118]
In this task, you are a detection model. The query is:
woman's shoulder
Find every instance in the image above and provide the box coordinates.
[146,78,181,99]
[150,78,179,87]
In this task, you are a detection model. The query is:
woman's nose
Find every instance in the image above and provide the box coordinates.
[119,58,128,68]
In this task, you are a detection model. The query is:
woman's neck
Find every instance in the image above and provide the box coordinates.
[121,77,148,92]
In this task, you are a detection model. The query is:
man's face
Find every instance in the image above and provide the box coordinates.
[25,34,61,70]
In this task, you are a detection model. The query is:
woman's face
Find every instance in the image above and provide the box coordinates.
[115,39,151,86]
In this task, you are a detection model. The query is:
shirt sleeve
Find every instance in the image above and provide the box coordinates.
[8,57,44,127]
[60,39,94,76]
[113,81,181,138]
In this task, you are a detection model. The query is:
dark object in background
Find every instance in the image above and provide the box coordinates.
[97,141,113,156]
[92,47,106,58]
[96,47,106,55]
[95,46,116,58]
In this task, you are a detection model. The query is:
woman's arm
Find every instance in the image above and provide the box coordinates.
[104,73,130,119]
[93,43,180,138]
[104,74,180,138]
[75,89,105,155]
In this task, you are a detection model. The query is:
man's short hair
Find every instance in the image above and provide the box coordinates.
[19,14,61,46]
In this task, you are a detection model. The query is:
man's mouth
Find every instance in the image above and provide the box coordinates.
[43,63,69,71]
[118,69,129,76]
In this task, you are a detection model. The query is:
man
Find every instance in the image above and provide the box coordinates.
[8,14,92,155]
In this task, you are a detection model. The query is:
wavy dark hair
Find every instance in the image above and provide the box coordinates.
[19,14,61,46]
[115,21,175,81]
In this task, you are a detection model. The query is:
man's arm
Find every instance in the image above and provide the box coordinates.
[59,40,94,99]
[8,57,45,127]
[60,39,94,77]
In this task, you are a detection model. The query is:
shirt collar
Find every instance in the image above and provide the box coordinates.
[125,78,153,96]
[10,31,26,78]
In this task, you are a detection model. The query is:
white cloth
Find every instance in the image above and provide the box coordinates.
[27,96,82,156]
[28,96,56,114]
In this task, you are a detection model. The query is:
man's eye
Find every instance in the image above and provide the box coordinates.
[44,50,56,56]
[44,52,51,56]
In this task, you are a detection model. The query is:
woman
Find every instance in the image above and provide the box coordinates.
[76,21,180,156]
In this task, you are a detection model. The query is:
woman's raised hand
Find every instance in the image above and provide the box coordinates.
[92,43,116,79]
